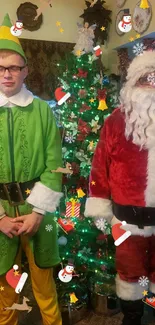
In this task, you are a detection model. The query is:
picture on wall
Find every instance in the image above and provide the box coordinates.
[133,1,152,34]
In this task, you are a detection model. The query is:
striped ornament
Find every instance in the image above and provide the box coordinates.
[66,201,81,218]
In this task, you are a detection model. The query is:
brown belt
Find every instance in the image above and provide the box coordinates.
[0,178,40,206]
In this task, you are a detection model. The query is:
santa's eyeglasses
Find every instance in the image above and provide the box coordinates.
[0,65,26,76]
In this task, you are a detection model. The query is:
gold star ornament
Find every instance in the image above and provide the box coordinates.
[89,98,95,103]
[100,26,105,31]
[76,50,82,57]
[91,181,96,186]
[142,290,148,296]
[0,286,4,291]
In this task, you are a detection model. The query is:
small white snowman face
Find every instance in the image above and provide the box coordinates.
[124,15,131,23]
[16,22,23,28]
[66,265,74,272]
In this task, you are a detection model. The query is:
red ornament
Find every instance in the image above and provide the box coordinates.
[80,104,91,112]
[77,68,88,78]
[98,89,107,100]
[78,119,91,136]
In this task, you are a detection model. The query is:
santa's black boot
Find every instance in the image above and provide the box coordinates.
[120,299,143,325]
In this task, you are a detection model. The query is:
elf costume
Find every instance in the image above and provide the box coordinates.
[0,14,62,325]
[85,51,155,325]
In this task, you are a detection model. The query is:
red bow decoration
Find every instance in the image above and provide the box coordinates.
[77,68,88,78]
[80,104,91,112]
[77,119,91,138]
[98,89,107,100]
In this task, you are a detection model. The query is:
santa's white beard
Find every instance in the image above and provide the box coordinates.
[120,86,155,149]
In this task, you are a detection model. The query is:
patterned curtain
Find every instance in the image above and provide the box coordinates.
[20,38,74,100]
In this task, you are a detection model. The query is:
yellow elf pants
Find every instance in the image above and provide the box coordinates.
[0,235,62,325]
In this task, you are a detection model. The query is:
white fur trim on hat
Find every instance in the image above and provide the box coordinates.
[126,51,155,87]
[84,197,113,223]
[58,92,71,105]
[116,274,148,300]
[26,181,63,213]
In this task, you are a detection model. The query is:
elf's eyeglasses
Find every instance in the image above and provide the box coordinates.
[0,65,26,76]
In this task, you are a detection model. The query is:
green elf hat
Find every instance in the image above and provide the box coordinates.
[0,13,27,62]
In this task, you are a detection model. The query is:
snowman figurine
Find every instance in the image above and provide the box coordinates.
[118,9,132,33]
[58,260,77,283]
[10,20,23,37]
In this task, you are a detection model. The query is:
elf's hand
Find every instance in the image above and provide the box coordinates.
[12,212,43,236]
[0,216,23,238]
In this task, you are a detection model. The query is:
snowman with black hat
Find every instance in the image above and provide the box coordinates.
[118,9,132,33]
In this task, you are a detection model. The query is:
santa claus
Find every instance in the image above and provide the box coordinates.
[84,51,155,325]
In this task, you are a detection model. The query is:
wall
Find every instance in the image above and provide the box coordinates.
[105,0,155,73]
[0,0,85,43]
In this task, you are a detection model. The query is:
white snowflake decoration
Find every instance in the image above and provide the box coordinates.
[138,276,149,287]
[95,218,107,232]
[65,133,76,143]
[45,224,53,232]
[133,43,146,56]
[147,73,155,86]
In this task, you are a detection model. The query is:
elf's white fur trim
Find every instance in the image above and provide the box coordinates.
[111,216,155,237]
[126,51,155,88]
[26,181,63,213]
[145,147,155,206]
[149,282,155,294]
[116,274,148,300]
[84,197,113,222]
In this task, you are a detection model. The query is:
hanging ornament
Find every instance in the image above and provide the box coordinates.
[91,119,101,133]
[78,89,88,99]
[87,141,95,152]
[69,292,79,304]
[66,198,81,218]
[76,187,86,198]
[78,119,91,136]
[79,104,91,112]
[139,0,149,9]
[97,89,108,111]
[77,68,88,78]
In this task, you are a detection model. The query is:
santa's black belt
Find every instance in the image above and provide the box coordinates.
[0,178,40,206]
[112,202,155,229]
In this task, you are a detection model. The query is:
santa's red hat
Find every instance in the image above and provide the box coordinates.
[112,221,131,246]
[55,87,71,105]
[6,265,28,294]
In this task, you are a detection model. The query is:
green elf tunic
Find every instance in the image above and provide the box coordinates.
[0,86,63,275]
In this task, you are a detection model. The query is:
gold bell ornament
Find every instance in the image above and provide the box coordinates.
[97,89,108,111]
[140,0,149,9]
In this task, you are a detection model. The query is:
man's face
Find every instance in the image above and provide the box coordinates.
[0,52,28,97]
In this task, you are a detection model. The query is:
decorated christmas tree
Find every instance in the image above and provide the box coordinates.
[53,37,120,318]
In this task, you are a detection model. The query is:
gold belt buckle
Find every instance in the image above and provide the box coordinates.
[3,182,25,206]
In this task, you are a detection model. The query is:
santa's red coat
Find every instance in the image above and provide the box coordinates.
[85,108,155,231]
